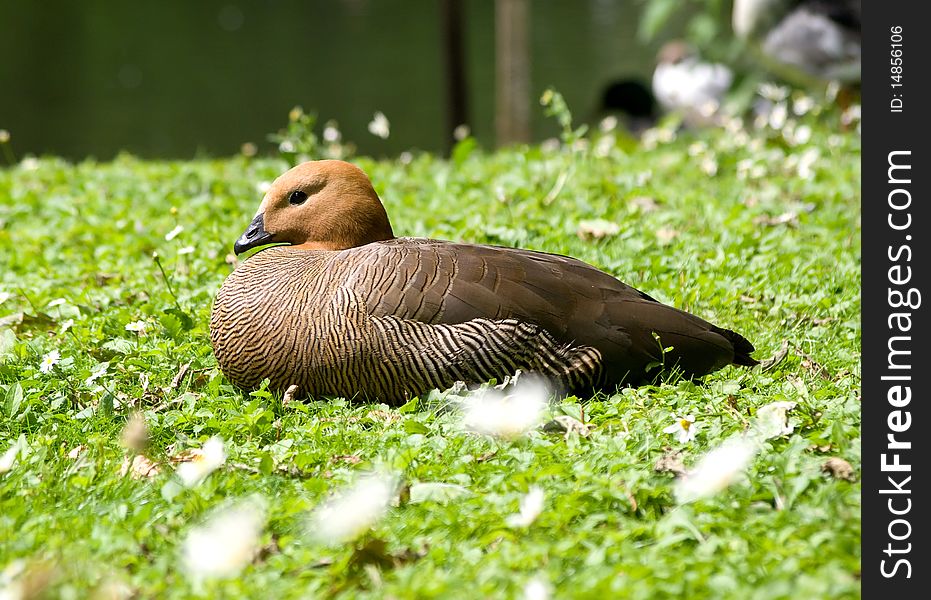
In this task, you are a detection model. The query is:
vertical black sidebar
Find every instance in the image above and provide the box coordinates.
[863,1,930,596]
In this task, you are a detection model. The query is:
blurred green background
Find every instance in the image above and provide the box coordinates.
[0,0,710,160]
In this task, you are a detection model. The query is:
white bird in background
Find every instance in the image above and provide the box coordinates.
[732,0,861,85]
[651,41,733,127]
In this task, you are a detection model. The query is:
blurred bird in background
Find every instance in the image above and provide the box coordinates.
[732,0,861,86]
[651,40,733,127]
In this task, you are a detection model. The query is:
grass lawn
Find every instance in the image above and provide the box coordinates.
[0,97,861,598]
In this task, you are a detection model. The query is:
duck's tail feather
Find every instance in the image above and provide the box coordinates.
[712,326,759,366]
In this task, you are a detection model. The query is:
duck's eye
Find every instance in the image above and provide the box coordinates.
[289,190,308,205]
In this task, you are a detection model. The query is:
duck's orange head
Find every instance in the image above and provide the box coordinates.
[233,160,395,255]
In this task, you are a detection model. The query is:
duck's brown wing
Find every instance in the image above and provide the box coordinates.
[348,239,756,385]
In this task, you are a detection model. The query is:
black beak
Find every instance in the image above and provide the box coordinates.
[233,213,276,255]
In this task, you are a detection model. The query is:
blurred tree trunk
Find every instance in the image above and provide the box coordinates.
[495,0,531,146]
[442,0,469,154]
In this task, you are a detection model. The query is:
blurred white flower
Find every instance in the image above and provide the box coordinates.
[540,138,561,153]
[165,225,184,241]
[753,401,797,439]
[793,95,815,116]
[39,350,60,374]
[675,437,758,502]
[506,486,545,528]
[593,135,615,158]
[599,115,618,132]
[453,124,471,141]
[278,140,295,153]
[523,576,551,600]
[176,437,226,486]
[700,157,718,176]
[125,320,147,335]
[768,102,788,130]
[58,318,75,335]
[308,472,398,545]
[0,443,19,474]
[461,378,548,440]
[368,111,390,139]
[789,124,812,146]
[323,122,341,144]
[183,499,266,581]
[178,246,195,255]
[0,292,11,305]
[663,414,698,444]
[120,412,150,453]
[841,104,861,127]
[19,156,40,171]
[796,148,819,180]
[758,83,789,103]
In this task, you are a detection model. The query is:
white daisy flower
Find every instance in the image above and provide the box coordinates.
[675,437,758,502]
[368,111,390,139]
[506,486,545,528]
[308,472,398,545]
[39,350,60,374]
[663,414,698,444]
[182,499,266,581]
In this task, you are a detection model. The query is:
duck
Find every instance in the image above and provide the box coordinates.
[651,41,733,127]
[732,0,861,85]
[210,160,758,405]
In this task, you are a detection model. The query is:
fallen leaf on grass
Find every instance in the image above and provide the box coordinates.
[753,212,799,227]
[542,415,591,438]
[0,312,57,334]
[170,362,192,390]
[120,455,161,479]
[629,195,659,212]
[67,445,87,460]
[822,457,856,481]
[348,538,427,572]
[655,227,679,245]
[408,482,472,504]
[759,339,789,371]
[654,448,687,476]
[577,219,620,241]
[282,384,299,406]
[752,401,797,439]
[365,409,402,424]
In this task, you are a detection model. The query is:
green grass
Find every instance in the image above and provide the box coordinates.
[0,98,860,598]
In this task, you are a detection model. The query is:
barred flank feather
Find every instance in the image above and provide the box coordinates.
[211,239,753,405]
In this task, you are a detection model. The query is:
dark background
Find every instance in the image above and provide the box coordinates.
[0,0,692,160]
